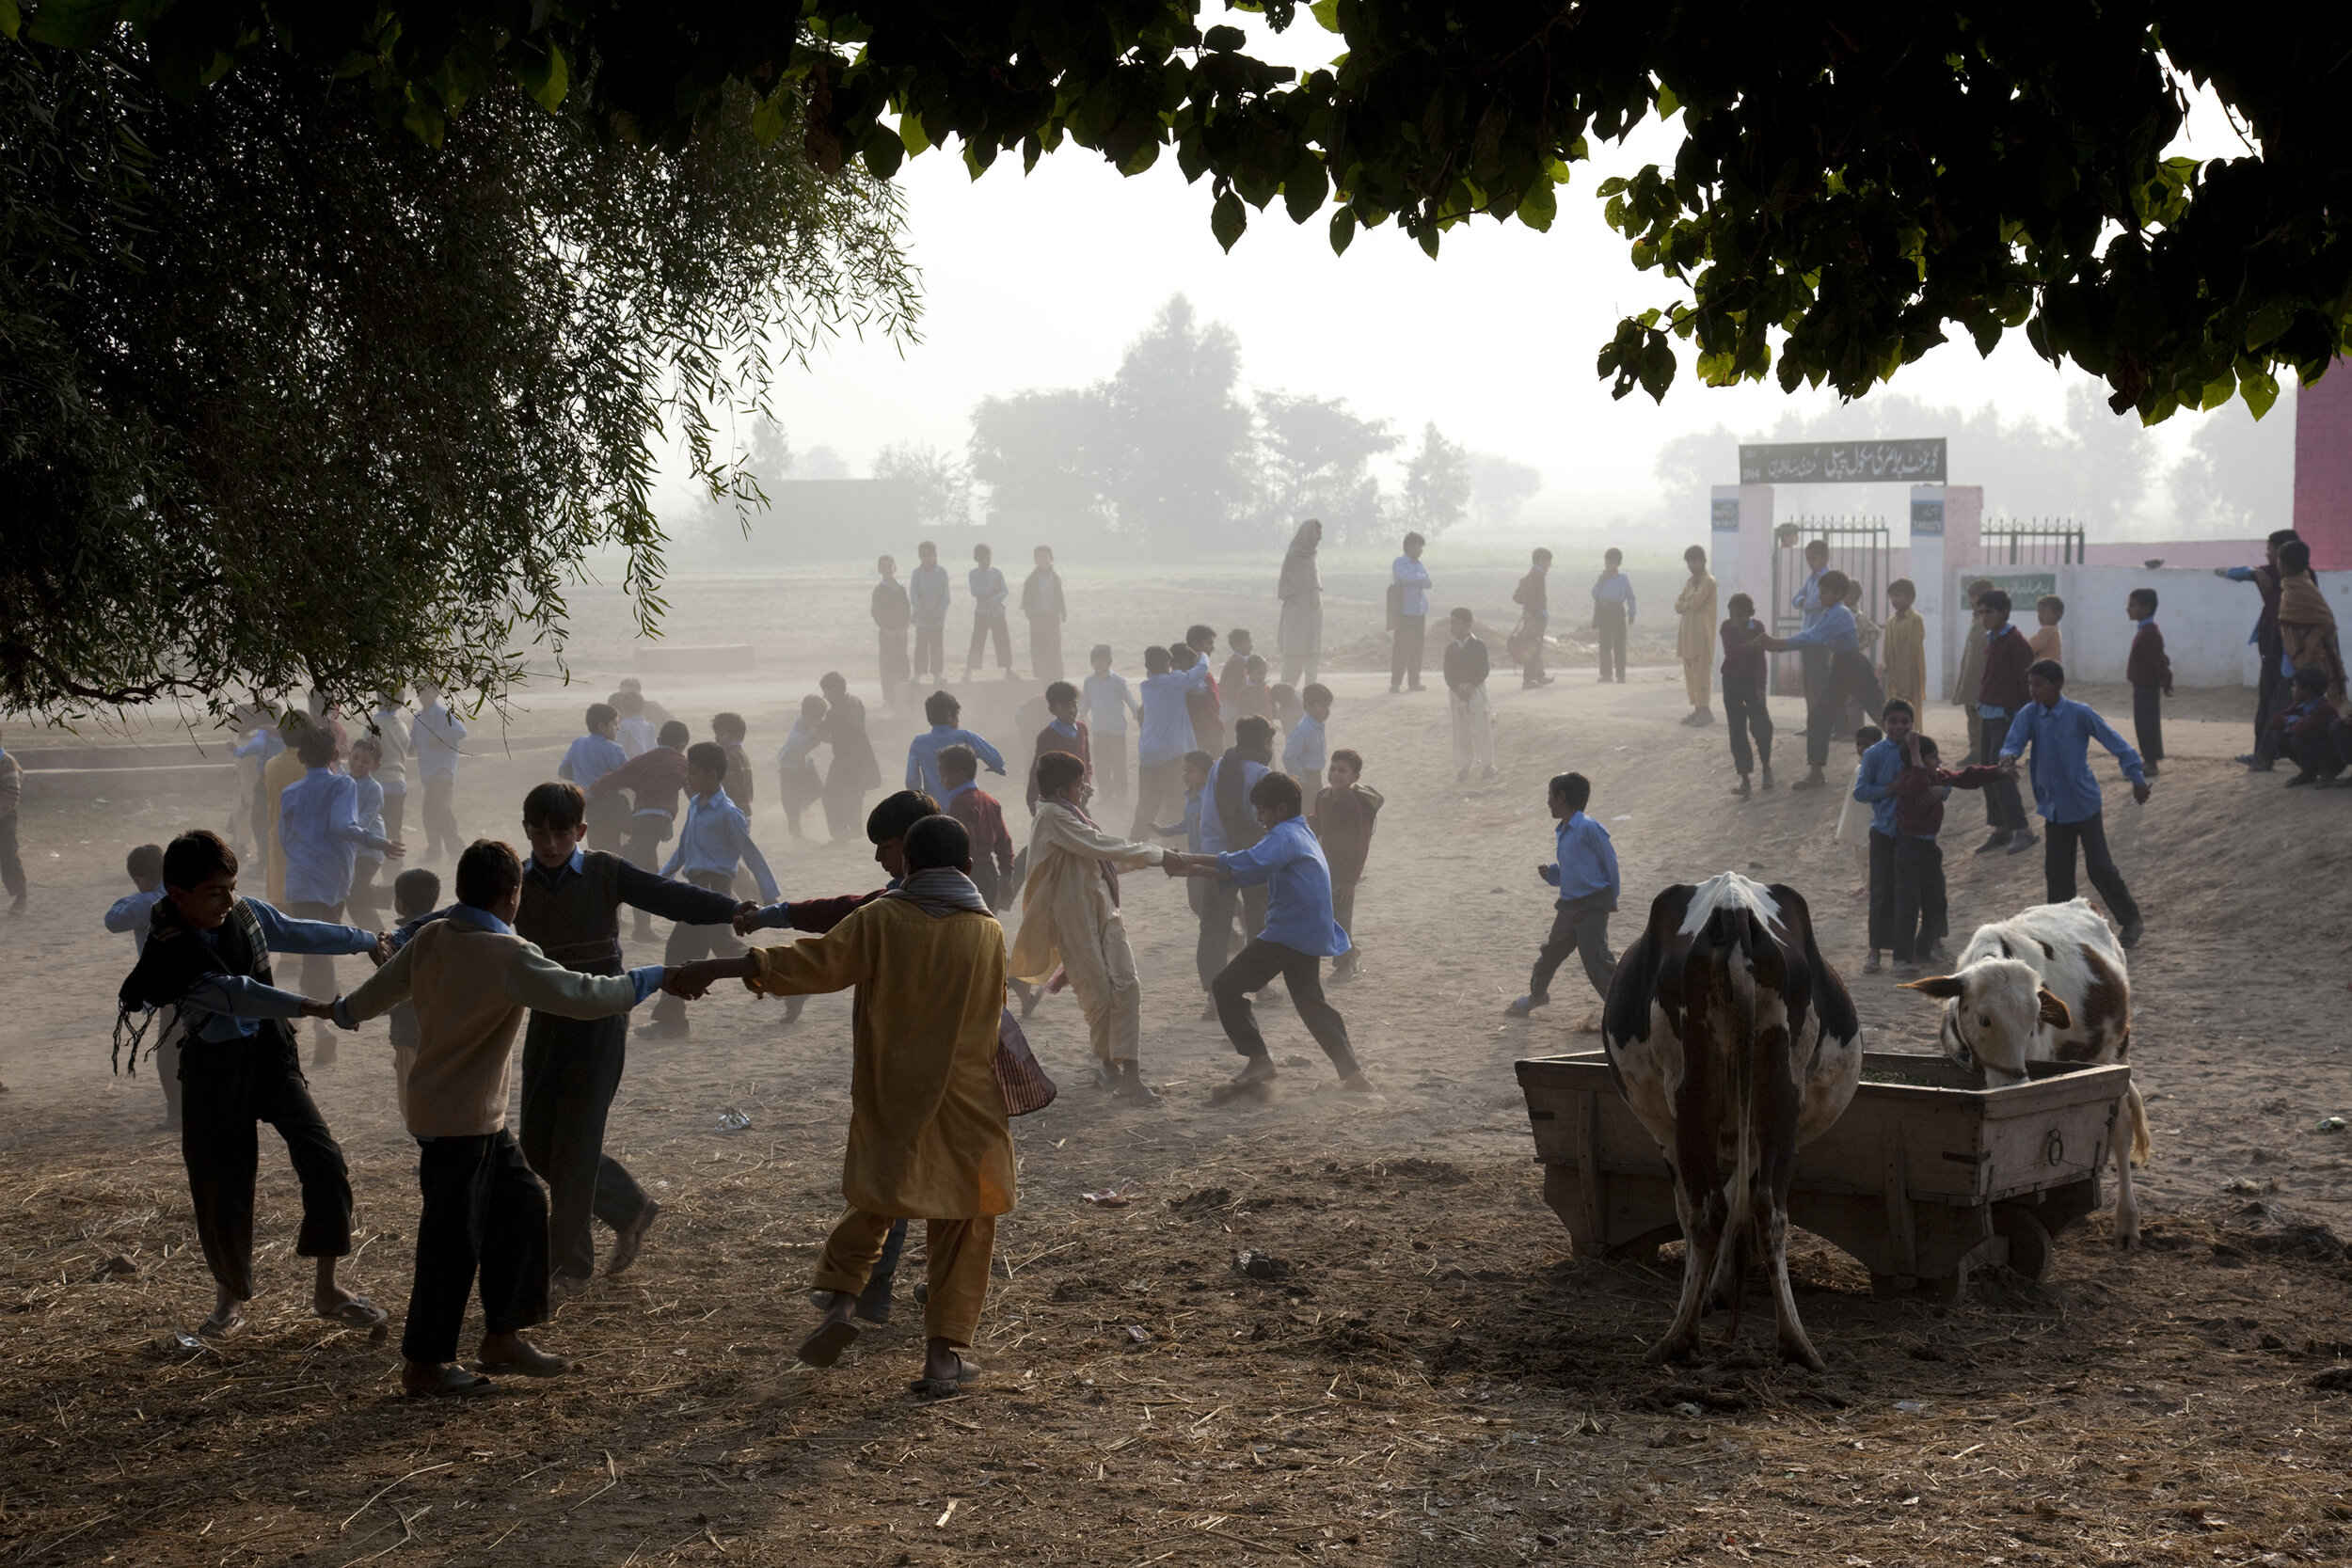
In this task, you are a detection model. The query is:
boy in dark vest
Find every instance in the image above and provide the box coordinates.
[513,782,754,1298]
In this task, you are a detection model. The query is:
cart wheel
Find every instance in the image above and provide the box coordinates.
[1991,1204,2056,1281]
[1916,1260,1971,1307]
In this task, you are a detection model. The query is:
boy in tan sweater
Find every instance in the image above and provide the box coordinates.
[335,840,684,1397]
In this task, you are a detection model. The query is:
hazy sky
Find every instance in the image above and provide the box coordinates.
[697,19,2279,539]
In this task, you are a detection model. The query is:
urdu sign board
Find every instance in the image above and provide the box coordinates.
[1739,439,1947,484]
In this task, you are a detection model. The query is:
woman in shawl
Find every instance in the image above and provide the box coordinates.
[2277,539,2345,705]
[1277,517,1324,687]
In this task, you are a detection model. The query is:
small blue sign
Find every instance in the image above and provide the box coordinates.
[1711,499,1740,530]
[1910,499,1945,535]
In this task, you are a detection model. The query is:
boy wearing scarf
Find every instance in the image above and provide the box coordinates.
[1010,752,1168,1103]
[678,815,1015,1397]
[117,831,389,1340]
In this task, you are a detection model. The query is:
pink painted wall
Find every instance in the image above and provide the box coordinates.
[2296,362,2352,571]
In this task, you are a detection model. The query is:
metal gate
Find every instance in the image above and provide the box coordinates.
[1771,516,1892,635]
[1982,518,2086,567]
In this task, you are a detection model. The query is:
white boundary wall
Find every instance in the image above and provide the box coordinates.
[1947,566,2352,687]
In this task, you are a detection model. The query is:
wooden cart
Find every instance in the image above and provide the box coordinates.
[1514,1051,2132,1303]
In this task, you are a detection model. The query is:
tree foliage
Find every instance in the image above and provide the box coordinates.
[31,0,2349,425]
[871,440,976,530]
[2,27,912,718]
[1398,423,1471,540]
[1469,453,1543,531]
[1253,392,1394,545]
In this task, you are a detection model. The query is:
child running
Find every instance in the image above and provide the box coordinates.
[333,839,684,1395]
[1163,772,1373,1097]
[775,694,830,841]
[1885,735,2000,977]
[940,745,1017,911]
[1504,772,1619,1023]
[116,831,389,1339]
[643,745,779,1039]
[1720,593,1775,796]
[906,690,1008,800]
[1309,749,1382,980]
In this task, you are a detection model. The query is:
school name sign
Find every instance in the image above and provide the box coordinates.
[1738,439,1947,484]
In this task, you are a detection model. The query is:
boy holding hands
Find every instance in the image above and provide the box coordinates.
[941,744,1017,910]
[1309,748,1382,979]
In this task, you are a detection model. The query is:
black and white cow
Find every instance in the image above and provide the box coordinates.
[1602,874,1863,1370]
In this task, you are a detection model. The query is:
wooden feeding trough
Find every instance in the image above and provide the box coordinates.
[1514,1051,2133,1303]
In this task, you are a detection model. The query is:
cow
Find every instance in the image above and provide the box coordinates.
[1602,873,1863,1370]
[1899,898,2150,1245]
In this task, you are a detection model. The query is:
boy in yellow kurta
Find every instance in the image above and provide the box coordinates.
[1011,752,1167,1104]
[1674,546,1718,725]
[1880,578,1927,712]
[675,815,1014,1394]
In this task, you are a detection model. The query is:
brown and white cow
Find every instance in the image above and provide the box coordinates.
[1900,897,2151,1244]
[1603,873,1863,1370]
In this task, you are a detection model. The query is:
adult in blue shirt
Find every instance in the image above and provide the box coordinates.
[1391,531,1433,693]
[1998,659,2151,946]
[278,724,402,1065]
[116,830,392,1340]
[1163,770,1372,1096]
[1759,567,1866,785]
[963,542,1014,681]
[1848,701,1915,974]
[1506,772,1621,1017]
[904,689,1006,800]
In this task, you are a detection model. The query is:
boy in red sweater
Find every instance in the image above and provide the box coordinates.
[939,744,1016,910]
[2125,588,2171,776]
[1024,681,1092,814]
[1885,736,2003,977]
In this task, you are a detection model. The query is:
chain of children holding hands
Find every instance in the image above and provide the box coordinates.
[100,522,2330,1401]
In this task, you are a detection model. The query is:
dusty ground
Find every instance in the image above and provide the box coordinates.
[4,564,2351,1566]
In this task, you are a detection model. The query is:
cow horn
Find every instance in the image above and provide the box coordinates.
[1899,974,1965,1000]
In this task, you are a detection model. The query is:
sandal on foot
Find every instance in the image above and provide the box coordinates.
[315,1296,390,1330]
[796,1319,861,1368]
[605,1199,661,1277]
[407,1366,496,1399]
[909,1353,983,1398]
[197,1307,247,1340]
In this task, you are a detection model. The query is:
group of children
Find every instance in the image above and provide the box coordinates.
[871,543,1071,702]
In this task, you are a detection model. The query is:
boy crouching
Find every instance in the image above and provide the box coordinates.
[334,839,682,1397]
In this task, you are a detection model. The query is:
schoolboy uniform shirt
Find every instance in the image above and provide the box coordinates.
[105,886,168,955]
[662,791,781,901]
[129,899,375,1044]
[1998,697,2147,824]
[1138,662,1212,768]
[368,705,409,795]
[1084,671,1136,735]
[410,702,467,780]
[560,733,629,791]
[911,562,951,628]
[968,565,1009,619]
[1283,713,1327,775]
[906,725,1008,799]
[1791,566,1828,630]
[1546,812,1620,907]
[617,714,658,757]
[1851,736,1908,837]
[280,767,391,906]
[1392,555,1432,616]
[1213,816,1350,958]
[352,773,386,872]
[1779,602,1859,654]
[1593,572,1637,617]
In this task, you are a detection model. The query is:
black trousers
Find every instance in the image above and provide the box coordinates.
[1195,879,1266,991]
[2043,813,2140,927]
[180,1037,353,1301]
[403,1129,549,1365]
[1212,939,1359,1075]
[1594,603,1628,681]
[2131,681,2164,764]
[1866,830,1897,952]
[518,1011,650,1281]
[966,614,1011,672]
[2254,652,2283,748]
[2289,731,2344,780]
[913,624,945,681]
[1391,614,1426,689]
[1801,645,1830,716]
[0,813,23,899]
[421,776,461,861]
[1978,714,2031,831]
[380,789,406,851]
[1723,678,1772,776]
[1528,893,1617,1005]
[1804,651,1871,770]
[1890,836,1947,963]
[653,869,741,1023]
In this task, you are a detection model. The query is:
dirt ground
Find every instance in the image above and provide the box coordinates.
[4,563,2351,1566]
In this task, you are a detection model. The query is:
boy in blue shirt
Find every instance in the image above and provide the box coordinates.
[1162,770,1371,1096]
[1285,683,1332,800]
[558,703,630,848]
[1997,660,2152,946]
[904,690,1007,800]
[1506,772,1619,1021]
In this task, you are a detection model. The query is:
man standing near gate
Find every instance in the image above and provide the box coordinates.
[1788,538,1832,731]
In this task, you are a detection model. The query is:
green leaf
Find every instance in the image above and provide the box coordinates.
[2240,370,2280,420]
[1516,177,1556,232]
[0,0,21,40]
[24,0,121,48]
[1329,205,1356,256]
[515,40,568,112]
[1211,189,1247,251]
[861,122,905,180]
[1655,83,1680,119]
[1203,24,1246,51]
[1310,0,1340,32]
[751,88,791,145]
[2242,297,2295,352]
[898,111,931,156]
